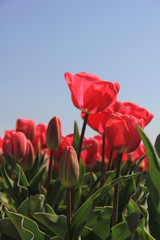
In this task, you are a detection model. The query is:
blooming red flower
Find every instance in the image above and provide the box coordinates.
[16,118,36,141]
[3,130,28,162]
[46,116,62,151]
[0,136,3,163]
[64,72,119,114]
[108,101,153,127]
[81,137,99,166]
[105,113,144,153]
[81,100,153,135]
[93,135,116,165]
[32,123,47,153]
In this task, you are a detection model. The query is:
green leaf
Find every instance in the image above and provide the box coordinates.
[71,172,141,239]
[118,178,136,221]
[73,120,80,153]
[137,126,160,218]
[28,150,41,183]
[87,206,113,239]
[155,134,160,158]
[32,212,66,239]
[0,217,21,239]
[111,213,140,240]
[148,194,160,240]
[81,226,103,239]
[6,207,50,240]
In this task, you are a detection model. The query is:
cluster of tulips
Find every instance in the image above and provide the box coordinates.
[0,71,158,240]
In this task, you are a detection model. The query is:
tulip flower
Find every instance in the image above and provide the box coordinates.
[3,130,28,162]
[81,138,99,166]
[32,123,47,153]
[59,146,79,188]
[46,116,62,151]
[20,140,35,171]
[64,72,119,114]
[105,113,144,153]
[16,118,36,141]
[131,143,149,171]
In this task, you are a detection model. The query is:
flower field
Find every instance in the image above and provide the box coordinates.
[0,72,159,240]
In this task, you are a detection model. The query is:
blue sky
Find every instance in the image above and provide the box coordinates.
[0,0,160,143]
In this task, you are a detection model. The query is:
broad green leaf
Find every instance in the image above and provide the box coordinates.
[81,226,103,239]
[155,133,160,158]
[118,178,136,221]
[48,179,64,208]
[0,217,20,239]
[148,194,160,240]
[136,216,156,240]
[29,166,46,192]
[137,126,160,218]
[32,212,66,239]
[71,172,141,239]
[28,149,41,183]
[87,206,113,239]
[111,213,140,240]
[127,198,140,215]
[6,207,50,240]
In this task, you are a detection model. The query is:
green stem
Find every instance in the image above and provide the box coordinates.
[66,188,72,240]
[107,149,113,171]
[71,112,88,214]
[100,134,106,186]
[46,150,54,202]
[112,152,123,227]
[77,112,89,162]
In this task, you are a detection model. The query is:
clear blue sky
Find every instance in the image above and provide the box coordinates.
[0,0,160,144]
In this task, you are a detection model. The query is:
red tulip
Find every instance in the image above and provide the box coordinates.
[16,118,36,141]
[81,138,99,166]
[3,130,28,162]
[105,113,144,153]
[93,135,117,165]
[64,72,119,114]
[20,140,35,171]
[59,146,79,188]
[46,116,62,151]
[108,101,153,127]
[32,123,47,153]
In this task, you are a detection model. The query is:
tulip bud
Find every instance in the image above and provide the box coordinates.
[20,140,35,171]
[59,146,79,188]
[46,116,62,151]
[3,130,28,162]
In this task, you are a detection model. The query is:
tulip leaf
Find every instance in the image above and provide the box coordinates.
[86,206,113,239]
[73,120,80,154]
[81,226,103,239]
[31,212,66,239]
[0,217,21,239]
[154,133,160,158]
[71,172,141,239]
[29,166,46,192]
[28,150,41,183]
[136,126,160,219]
[118,178,136,221]
[48,179,64,209]
[147,194,160,240]
[6,207,50,240]
[111,213,140,240]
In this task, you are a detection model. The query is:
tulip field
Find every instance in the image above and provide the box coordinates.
[0,72,160,239]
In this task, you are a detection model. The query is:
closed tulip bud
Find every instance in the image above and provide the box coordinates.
[59,146,79,188]
[3,130,28,162]
[20,140,35,171]
[46,116,62,151]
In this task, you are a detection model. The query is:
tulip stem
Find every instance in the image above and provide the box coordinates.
[100,134,106,186]
[46,150,54,202]
[112,152,123,227]
[107,149,113,171]
[77,112,89,162]
[66,188,72,240]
